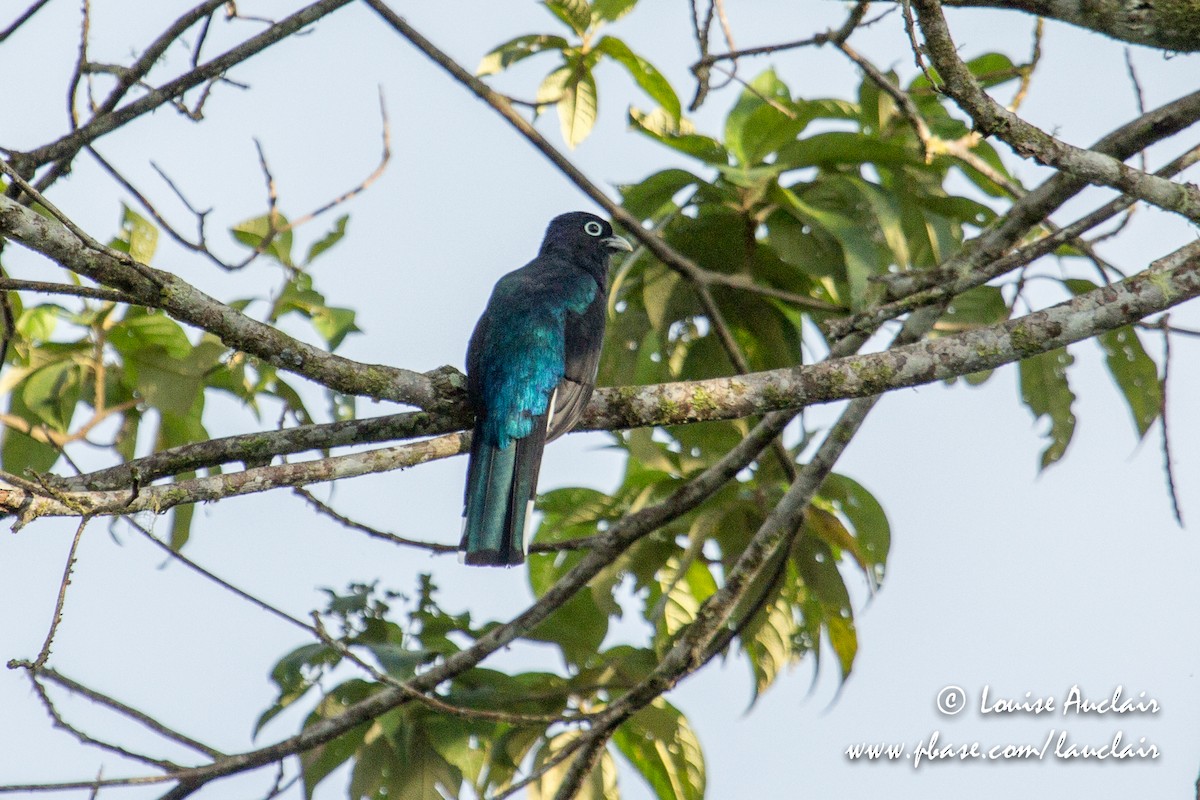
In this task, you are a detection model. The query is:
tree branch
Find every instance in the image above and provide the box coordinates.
[20,0,357,175]
[830,86,1200,339]
[21,410,795,795]
[904,0,1200,52]
[6,239,1198,524]
[59,409,469,491]
[912,0,1200,223]
[0,192,442,409]
[0,433,468,526]
[0,0,53,44]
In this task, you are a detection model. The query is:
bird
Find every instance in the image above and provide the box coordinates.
[460,212,632,566]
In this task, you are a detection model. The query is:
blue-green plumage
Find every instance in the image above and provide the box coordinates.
[460,212,631,566]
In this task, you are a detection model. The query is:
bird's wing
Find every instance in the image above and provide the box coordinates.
[546,278,605,442]
[546,375,595,443]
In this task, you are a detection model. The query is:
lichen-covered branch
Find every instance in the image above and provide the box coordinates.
[935,0,1200,52]
[0,434,467,527]
[5,240,1197,524]
[912,0,1200,223]
[584,239,1200,429]
[60,408,468,491]
[0,193,442,408]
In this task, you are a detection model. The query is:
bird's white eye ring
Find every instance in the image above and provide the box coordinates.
[584,220,603,236]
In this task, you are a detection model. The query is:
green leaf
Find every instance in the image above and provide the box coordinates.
[739,593,797,699]
[22,360,80,433]
[912,193,997,228]
[477,33,569,76]
[231,213,294,267]
[825,612,858,678]
[109,312,193,360]
[122,345,202,418]
[169,472,196,550]
[552,64,598,148]
[725,69,805,165]
[592,0,638,21]
[311,306,361,351]
[304,214,349,264]
[939,285,1010,330]
[354,642,428,678]
[775,131,920,171]
[256,642,342,735]
[1019,347,1077,469]
[596,36,680,123]
[839,175,910,271]
[1097,326,1161,438]
[526,587,609,667]
[818,473,890,577]
[910,51,1020,92]
[857,70,898,133]
[109,204,159,264]
[1,390,62,474]
[772,184,880,309]
[542,0,591,36]
[16,305,59,342]
[613,698,705,800]
[641,263,683,332]
[619,168,700,220]
[629,107,728,164]
[967,52,1020,89]
[390,717,463,800]
[647,557,717,646]
[303,681,380,797]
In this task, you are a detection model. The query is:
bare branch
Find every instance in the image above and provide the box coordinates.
[911,0,1200,222]
[3,408,793,796]
[14,671,181,771]
[0,277,134,304]
[62,409,467,491]
[890,0,1200,52]
[31,517,90,667]
[127,517,315,633]
[10,667,226,761]
[0,192,441,408]
[0,433,469,525]
[0,0,53,44]
[4,239,1199,524]
[293,487,458,553]
[22,0,357,176]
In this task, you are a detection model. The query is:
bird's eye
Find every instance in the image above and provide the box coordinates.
[583,221,603,236]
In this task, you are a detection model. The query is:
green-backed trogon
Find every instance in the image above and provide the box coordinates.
[460,212,631,566]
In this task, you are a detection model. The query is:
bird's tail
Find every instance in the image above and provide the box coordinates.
[460,421,545,566]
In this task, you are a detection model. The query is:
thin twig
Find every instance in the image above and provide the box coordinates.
[0,0,53,43]
[901,0,938,89]
[23,667,227,760]
[1155,315,1184,525]
[66,0,92,130]
[32,517,91,667]
[13,670,181,771]
[293,487,457,553]
[0,277,133,304]
[0,157,159,285]
[1007,17,1043,113]
[128,518,316,634]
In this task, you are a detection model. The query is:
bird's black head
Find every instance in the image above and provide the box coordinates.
[539,212,633,277]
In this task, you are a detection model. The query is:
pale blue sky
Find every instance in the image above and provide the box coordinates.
[1,2,1198,798]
